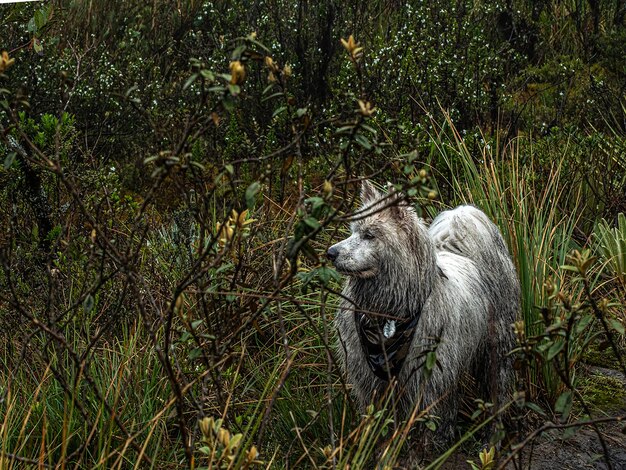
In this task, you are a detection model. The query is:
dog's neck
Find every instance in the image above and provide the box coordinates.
[354,308,420,381]
[349,277,421,319]
[349,264,435,381]
[346,226,438,380]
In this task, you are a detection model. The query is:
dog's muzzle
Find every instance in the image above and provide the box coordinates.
[326,246,339,262]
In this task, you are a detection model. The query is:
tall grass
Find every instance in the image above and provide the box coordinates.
[594,213,626,293]
[0,321,173,468]
[427,114,584,400]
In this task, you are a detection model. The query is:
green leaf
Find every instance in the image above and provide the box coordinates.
[305,196,325,211]
[405,150,418,162]
[246,38,271,53]
[231,45,246,60]
[425,351,437,370]
[229,433,243,449]
[83,294,94,314]
[200,70,215,81]
[33,38,43,54]
[547,339,565,361]
[125,84,139,97]
[361,124,377,135]
[425,420,437,431]
[315,267,329,285]
[609,318,625,335]
[355,133,372,150]
[525,401,547,417]
[245,182,261,209]
[215,262,233,274]
[3,152,16,169]
[188,348,203,360]
[246,37,270,53]
[555,391,572,419]
[554,391,569,412]
[575,314,594,334]
[222,94,235,112]
[183,73,198,90]
[302,216,320,230]
[300,241,319,264]
[42,5,50,23]
[562,424,579,440]
[35,10,46,29]
[272,106,287,118]
[190,161,206,170]
[335,125,354,134]
[261,92,284,102]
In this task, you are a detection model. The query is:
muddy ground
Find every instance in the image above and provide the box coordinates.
[515,366,626,470]
[438,366,626,470]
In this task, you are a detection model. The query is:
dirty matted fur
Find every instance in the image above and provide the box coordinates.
[328,180,520,445]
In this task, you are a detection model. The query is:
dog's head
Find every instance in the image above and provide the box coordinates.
[327,180,420,278]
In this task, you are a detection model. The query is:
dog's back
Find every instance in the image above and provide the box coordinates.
[428,205,520,412]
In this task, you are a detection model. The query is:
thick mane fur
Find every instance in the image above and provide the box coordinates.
[347,181,437,317]
[346,217,436,319]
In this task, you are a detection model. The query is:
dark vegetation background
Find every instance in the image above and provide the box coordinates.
[0,1,625,468]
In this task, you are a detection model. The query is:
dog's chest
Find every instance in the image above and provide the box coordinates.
[354,310,420,381]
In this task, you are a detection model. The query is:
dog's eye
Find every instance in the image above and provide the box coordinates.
[362,231,375,240]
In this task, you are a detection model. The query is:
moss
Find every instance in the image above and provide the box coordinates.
[582,341,625,371]
[578,372,626,413]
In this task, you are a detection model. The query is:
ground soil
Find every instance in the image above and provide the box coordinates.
[437,366,626,470]
[518,366,626,470]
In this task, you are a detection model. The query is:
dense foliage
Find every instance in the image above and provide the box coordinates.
[1,1,625,468]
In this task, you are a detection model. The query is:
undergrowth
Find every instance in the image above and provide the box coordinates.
[1,2,625,469]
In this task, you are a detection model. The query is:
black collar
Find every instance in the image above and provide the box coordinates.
[355,310,420,381]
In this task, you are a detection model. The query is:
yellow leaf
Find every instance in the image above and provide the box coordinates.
[229,60,246,85]
[217,427,230,447]
[246,446,259,461]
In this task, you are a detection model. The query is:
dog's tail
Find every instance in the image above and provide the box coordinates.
[428,205,509,263]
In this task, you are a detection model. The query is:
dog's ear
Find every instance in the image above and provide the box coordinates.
[360,179,381,205]
[385,182,402,204]
[385,183,417,222]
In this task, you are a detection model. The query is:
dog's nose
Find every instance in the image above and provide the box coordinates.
[326,246,339,262]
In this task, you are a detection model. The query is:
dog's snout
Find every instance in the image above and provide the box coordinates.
[326,246,339,262]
